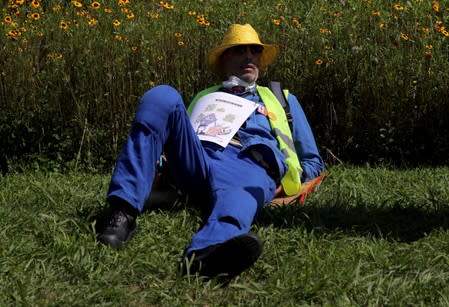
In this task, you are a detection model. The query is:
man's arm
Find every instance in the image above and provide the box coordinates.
[287,93,325,182]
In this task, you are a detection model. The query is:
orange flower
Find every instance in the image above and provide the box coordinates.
[4,15,13,23]
[31,0,40,8]
[159,1,174,9]
[379,23,388,30]
[59,20,68,30]
[272,18,281,26]
[435,20,444,32]
[199,19,210,26]
[30,12,40,20]
[88,18,98,26]
[91,2,101,9]
[291,17,301,29]
[7,29,21,40]
[400,32,409,41]
[196,15,210,26]
[118,0,129,6]
[393,3,404,11]
[432,1,439,13]
[71,1,82,8]
[315,59,323,65]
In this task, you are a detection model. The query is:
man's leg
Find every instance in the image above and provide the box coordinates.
[182,146,277,278]
[97,85,209,248]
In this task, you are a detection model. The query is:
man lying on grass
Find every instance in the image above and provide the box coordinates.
[96,23,324,281]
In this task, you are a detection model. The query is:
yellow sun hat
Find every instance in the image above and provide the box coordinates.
[207,23,279,74]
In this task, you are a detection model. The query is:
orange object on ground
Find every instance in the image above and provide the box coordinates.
[269,172,328,206]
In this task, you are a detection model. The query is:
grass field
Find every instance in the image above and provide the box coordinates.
[2,166,449,306]
[2,2,449,305]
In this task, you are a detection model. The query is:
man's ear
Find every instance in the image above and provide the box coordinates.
[218,53,228,70]
[217,60,228,79]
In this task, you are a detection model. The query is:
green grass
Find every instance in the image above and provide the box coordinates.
[2,166,449,306]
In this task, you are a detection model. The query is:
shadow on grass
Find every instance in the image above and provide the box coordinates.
[84,187,449,244]
[142,195,449,243]
[87,189,200,236]
[256,202,449,243]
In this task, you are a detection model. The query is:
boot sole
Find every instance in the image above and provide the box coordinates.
[188,233,263,279]
[97,226,138,249]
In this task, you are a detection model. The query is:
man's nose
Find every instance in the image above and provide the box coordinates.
[243,47,253,58]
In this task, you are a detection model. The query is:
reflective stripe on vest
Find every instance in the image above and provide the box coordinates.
[188,85,302,195]
[257,86,302,195]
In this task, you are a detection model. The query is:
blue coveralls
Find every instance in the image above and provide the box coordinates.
[107,85,323,253]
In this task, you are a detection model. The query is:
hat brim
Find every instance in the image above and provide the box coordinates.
[207,43,278,75]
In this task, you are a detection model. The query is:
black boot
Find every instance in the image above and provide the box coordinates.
[181,233,263,280]
[96,198,138,249]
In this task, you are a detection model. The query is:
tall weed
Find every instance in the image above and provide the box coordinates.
[1,0,448,169]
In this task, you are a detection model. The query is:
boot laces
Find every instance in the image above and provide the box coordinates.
[108,210,128,227]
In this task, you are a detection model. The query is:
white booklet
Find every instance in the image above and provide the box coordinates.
[189,92,258,147]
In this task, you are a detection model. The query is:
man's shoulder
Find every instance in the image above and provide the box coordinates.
[188,85,222,114]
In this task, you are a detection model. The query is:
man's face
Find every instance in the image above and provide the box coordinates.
[220,44,263,84]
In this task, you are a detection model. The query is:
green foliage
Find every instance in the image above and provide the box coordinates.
[1,0,449,169]
[1,167,449,305]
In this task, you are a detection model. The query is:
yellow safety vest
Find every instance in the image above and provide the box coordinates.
[188,85,302,195]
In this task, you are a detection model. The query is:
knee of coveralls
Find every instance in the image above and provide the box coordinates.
[133,85,184,137]
[135,85,211,195]
[107,85,184,212]
[109,84,212,211]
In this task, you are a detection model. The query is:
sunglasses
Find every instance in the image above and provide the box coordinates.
[227,44,264,55]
